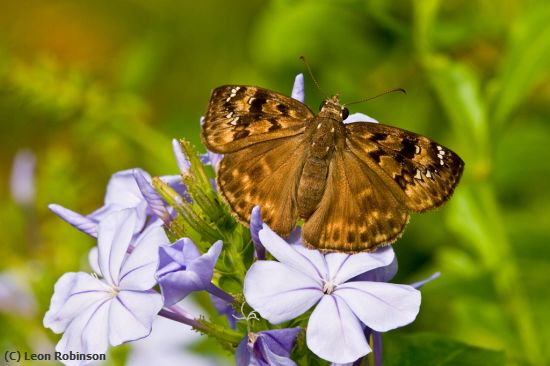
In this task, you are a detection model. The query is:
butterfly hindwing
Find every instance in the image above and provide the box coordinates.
[345,122,464,212]
[202,86,314,153]
[302,149,410,252]
[216,134,308,237]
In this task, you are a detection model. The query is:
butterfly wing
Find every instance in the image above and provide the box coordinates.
[202,86,314,153]
[345,122,464,212]
[217,134,308,236]
[302,148,410,252]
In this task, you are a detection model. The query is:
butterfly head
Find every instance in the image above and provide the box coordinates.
[319,95,349,121]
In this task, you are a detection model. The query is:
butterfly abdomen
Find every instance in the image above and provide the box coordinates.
[297,117,339,219]
[297,157,328,219]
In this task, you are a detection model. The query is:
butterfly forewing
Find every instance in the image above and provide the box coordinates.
[345,122,464,212]
[302,149,409,252]
[217,135,307,237]
[202,86,314,153]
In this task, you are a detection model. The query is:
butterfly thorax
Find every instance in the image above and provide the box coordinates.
[297,96,346,219]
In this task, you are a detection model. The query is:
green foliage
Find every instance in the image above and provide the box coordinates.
[384,333,506,366]
[1,0,549,365]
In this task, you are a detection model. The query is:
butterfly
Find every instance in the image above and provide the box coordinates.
[201,83,464,252]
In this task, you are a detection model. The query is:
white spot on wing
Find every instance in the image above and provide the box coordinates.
[414,170,422,180]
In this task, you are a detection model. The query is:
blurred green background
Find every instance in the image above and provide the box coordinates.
[1,0,549,365]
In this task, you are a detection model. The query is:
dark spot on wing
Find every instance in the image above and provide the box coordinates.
[400,139,417,159]
[249,97,266,114]
[394,175,407,190]
[369,150,383,163]
[332,229,340,242]
[233,130,250,140]
[371,132,386,142]
[276,103,289,115]
[267,117,281,131]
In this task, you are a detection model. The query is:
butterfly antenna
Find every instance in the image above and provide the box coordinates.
[299,56,329,99]
[344,88,406,106]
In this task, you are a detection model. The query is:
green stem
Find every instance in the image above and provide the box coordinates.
[160,305,243,347]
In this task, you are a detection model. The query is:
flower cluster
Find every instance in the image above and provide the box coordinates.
[45,74,437,366]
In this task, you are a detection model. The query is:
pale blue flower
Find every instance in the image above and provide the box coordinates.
[291,74,305,102]
[250,205,301,260]
[0,271,37,317]
[235,327,301,366]
[44,209,167,366]
[10,149,36,206]
[172,138,191,174]
[156,239,232,306]
[49,169,184,237]
[244,225,421,364]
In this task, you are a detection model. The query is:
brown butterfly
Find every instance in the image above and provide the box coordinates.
[201,83,464,252]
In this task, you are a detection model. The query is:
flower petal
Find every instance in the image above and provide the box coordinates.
[89,169,150,232]
[160,174,188,200]
[334,282,420,332]
[134,169,170,223]
[172,138,191,174]
[328,247,395,285]
[43,272,111,334]
[97,209,137,286]
[55,297,111,366]
[48,204,98,237]
[343,113,378,124]
[350,255,397,283]
[186,241,223,285]
[291,74,305,103]
[256,341,297,366]
[250,206,266,259]
[307,295,370,363]
[108,289,163,346]
[157,238,200,275]
[101,169,149,211]
[210,294,237,329]
[158,270,206,306]
[258,327,301,359]
[119,225,168,290]
[157,241,223,305]
[259,224,326,283]
[88,247,101,275]
[244,261,322,324]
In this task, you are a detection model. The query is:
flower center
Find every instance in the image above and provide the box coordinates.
[247,332,258,346]
[109,285,120,298]
[323,280,335,294]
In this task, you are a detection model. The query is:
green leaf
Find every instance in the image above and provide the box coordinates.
[424,56,489,172]
[383,333,506,366]
[489,5,550,129]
